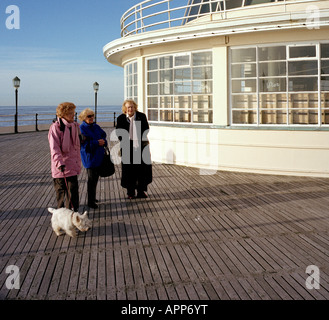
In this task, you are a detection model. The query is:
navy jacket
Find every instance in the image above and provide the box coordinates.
[80,121,107,169]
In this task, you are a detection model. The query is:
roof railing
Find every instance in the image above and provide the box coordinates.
[120,0,310,37]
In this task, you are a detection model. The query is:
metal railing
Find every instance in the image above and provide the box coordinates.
[0,112,117,134]
[120,0,313,36]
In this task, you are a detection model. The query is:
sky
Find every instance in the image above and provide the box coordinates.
[0,0,140,107]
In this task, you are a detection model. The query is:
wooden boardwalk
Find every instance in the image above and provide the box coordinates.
[0,129,329,300]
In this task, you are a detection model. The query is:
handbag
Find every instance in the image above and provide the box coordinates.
[99,146,115,177]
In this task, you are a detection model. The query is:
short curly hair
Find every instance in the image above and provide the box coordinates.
[56,102,76,118]
[78,108,95,122]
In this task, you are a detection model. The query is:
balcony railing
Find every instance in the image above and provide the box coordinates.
[120,0,317,37]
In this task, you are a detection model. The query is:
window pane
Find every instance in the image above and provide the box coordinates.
[148,71,158,83]
[148,109,158,121]
[260,94,287,109]
[288,77,318,91]
[321,76,329,91]
[260,78,286,92]
[148,97,158,108]
[174,96,191,109]
[232,64,256,78]
[232,94,257,109]
[288,61,318,75]
[193,110,213,123]
[160,69,173,82]
[258,46,286,61]
[289,93,318,109]
[289,110,318,125]
[160,96,173,108]
[148,59,158,70]
[321,93,329,110]
[289,46,316,58]
[231,48,256,63]
[193,66,213,79]
[160,110,173,121]
[174,110,191,122]
[193,80,212,94]
[259,62,286,77]
[160,82,173,95]
[148,84,158,95]
[232,110,257,124]
[260,110,287,125]
[232,79,256,93]
[175,55,190,66]
[174,68,191,81]
[321,60,329,75]
[192,95,212,111]
[321,44,329,58]
[160,56,173,69]
[192,52,212,66]
[174,81,192,94]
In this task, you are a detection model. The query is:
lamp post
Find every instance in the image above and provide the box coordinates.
[13,76,20,133]
[93,82,99,123]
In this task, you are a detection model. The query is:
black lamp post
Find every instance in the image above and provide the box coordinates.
[93,82,99,122]
[13,76,20,133]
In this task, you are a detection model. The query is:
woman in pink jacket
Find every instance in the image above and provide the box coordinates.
[48,102,81,212]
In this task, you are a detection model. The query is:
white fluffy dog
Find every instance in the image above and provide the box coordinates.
[48,207,92,237]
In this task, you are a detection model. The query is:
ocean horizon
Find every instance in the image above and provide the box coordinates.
[0,105,121,127]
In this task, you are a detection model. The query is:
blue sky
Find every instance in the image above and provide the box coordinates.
[0,0,139,107]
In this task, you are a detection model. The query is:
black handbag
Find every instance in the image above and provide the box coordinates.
[99,146,115,177]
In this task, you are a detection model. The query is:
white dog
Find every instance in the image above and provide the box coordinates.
[48,207,92,237]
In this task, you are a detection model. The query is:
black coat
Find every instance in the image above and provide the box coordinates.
[116,112,152,190]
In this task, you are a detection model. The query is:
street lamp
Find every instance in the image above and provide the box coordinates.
[13,76,20,133]
[93,82,99,122]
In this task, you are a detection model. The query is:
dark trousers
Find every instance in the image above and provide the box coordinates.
[126,165,148,196]
[53,176,79,212]
[87,167,99,205]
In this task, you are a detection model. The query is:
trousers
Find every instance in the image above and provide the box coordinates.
[87,167,100,205]
[53,175,79,212]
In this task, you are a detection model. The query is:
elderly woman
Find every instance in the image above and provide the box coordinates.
[116,99,152,199]
[48,102,81,212]
[79,108,107,209]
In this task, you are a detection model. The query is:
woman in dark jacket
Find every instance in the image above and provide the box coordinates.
[79,108,107,209]
[116,99,152,199]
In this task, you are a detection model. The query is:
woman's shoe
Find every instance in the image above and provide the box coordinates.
[88,203,98,209]
[137,192,148,198]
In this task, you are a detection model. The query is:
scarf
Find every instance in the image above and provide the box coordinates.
[128,114,139,149]
[61,118,80,153]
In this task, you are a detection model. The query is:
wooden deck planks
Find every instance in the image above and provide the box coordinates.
[1,129,329,300]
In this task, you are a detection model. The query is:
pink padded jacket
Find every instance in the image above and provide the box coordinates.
[48,118,81,179]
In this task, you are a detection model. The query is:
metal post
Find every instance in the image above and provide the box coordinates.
[36,113,39,131]
[95,91,98,123]
[14,88,18,133]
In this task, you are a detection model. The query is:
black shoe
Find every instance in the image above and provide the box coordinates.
[88,203,98,209]
[127,195,136,200]
[95,199,99,203]
[137,192,148,198]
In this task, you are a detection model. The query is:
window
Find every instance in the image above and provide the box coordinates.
[230,42,329,126]
[147,51,213,124]
[124,61,138,103]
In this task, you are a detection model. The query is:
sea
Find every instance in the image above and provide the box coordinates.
[0,105,122,127]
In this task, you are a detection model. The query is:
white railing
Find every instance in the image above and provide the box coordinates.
[120,0,308,37]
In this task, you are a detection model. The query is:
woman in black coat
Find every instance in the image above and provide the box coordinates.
[116,99,152,199]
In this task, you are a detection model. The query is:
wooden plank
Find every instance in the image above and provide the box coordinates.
[1,130,329,300]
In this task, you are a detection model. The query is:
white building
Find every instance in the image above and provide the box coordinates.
[104,0,329,177]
